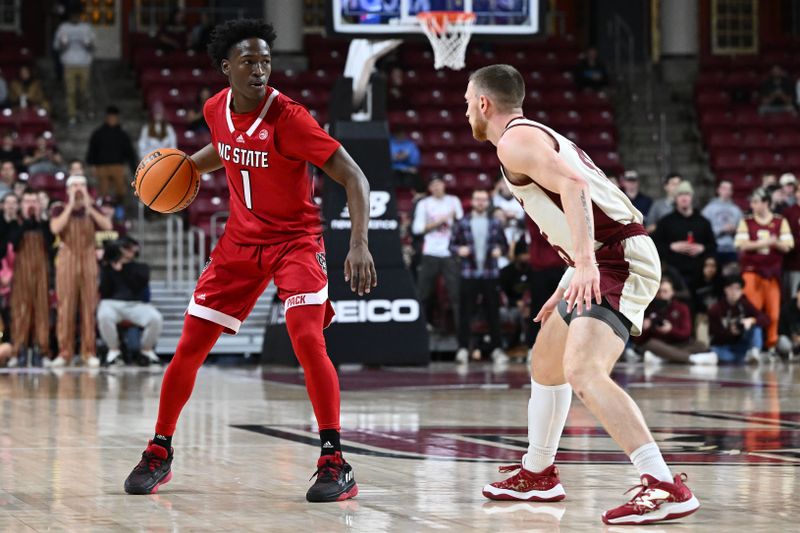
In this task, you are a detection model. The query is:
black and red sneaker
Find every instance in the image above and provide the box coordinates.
[306,452,358,502]
[124,440,173,495]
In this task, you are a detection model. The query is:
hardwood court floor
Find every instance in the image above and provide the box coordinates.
[0,361,797,532]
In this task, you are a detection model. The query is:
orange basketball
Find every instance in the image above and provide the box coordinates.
[134,148,200,213]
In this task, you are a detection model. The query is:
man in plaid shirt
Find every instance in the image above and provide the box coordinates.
[451,189,509,364]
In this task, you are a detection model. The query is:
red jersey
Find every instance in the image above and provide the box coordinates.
[204,87,340,245]
[735,214,794,279]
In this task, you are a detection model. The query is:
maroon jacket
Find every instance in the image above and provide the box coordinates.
[708,296,770,345]
[636,298,692,344]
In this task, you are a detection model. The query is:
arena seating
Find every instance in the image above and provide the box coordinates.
[128,33,623,228]
[695,38,800,207]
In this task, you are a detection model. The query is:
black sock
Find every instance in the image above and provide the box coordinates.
[152,433,172,452]
[319,429,341,456]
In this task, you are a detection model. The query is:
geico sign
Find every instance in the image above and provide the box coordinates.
[332,299,420,323]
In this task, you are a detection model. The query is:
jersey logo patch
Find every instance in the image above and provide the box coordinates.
[258,129,268,141]
[316,252,327,274]
[236,134,245,143]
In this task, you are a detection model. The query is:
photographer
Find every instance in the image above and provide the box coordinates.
[97,237,162,365]
[708,275,769,364]
[633,277,717,365]
[7,189,53,366]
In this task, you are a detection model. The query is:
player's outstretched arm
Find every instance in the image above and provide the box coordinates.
[498,128,600,315]
[190,143,224,174]
[322,146,377,296]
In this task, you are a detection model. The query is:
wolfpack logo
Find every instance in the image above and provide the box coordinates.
[332,191,397,230]
[332,299,419,323]
[258,129,269,140]
[285,294,306,307]
[316,252,327,274]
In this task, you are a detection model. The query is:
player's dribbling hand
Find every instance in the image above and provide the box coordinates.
[344,244,378,296]
[563,262,601,315]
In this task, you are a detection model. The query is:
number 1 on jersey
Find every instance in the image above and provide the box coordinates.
[240,169,253,209]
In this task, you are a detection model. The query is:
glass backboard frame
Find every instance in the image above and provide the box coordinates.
[327,0,541,38]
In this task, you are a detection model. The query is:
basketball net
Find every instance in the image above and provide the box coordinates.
[417,11,476,70]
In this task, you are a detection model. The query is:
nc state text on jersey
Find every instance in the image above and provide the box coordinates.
[217,142,270,168]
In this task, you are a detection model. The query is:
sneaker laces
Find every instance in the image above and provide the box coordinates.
[138,451,164,473]
[622,476,675,512]
[310,457,342,482]
[498,464,522,474]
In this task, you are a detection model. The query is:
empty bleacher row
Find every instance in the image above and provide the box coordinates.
[695,36,800,206]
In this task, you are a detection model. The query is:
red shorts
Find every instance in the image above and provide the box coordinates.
[187,233,334,334]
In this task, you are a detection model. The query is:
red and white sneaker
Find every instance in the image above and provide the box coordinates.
[482,462,566,502]
[602,473,700,525]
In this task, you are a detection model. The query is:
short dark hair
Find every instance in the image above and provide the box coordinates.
[664,171,682,184]
[751,187,770,202]
[208,19,277,72]
[722,274,744,288]
[469,64,525,111]
[106,105,120,115]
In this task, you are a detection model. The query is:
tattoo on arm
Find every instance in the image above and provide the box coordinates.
[580,190,594,236]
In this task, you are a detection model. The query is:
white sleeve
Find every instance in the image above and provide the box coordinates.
[137,126,148,159]
[558,267,575,290]
[411,198,427,236]
[453,196,464,220]
[166,124,177,149]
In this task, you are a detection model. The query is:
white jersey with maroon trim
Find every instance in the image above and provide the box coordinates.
[500,117,645,265]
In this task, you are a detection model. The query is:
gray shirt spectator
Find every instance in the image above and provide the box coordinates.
[646,173,683,232]
[54,17,95,67]
[702,180,743,257]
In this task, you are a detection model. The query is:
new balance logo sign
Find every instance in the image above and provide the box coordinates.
[236,134,245,143]
[322,441,334,449]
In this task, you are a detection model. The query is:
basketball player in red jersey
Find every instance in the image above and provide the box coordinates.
[466,66,699,525]
[124,20,376,502]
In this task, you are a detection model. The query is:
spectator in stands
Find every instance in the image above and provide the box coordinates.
[158,8,189,52]
[450,189,508,364]
[8,189,53,367]
[620,170,653,218]
[412,175,462,330]
[11,180,25,200]
[708,275,768,364]
[37,191,50,221]
[0,161,16,198]
[702,179,742,265]
[780,173,797,207]
[0,69,7,107]
[634,277,717,365]
[573,47,608,92]
[0,134,23,171]
[777,284,800,359]
[97,237,162,366]
[8,66,51,112]
[137,102,177,159]
[694,256,723,315]
[769,183,788,214]
[499,238,533,355]
[23,135,64,175]
[86,106,137,203]
[653,180,716,291]
[492,207,523,270]
[187,86,212,133]
[49,175,112,368]
[735,187,794,350]
[389,129,421,189]
[761,172,778,188]
[0,192,19,343]
[68,158,85,177]
[783,183,800,300]
[758,65,795,115]
[645,172,683,232]
[54,7,95,125]
[190,13,215,53]
[386,66,405,111]
[492,178,525,223]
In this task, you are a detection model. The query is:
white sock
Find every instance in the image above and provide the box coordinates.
[630,442,672,482]
[523,379,572,473]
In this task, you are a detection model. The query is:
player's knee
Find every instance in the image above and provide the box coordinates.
[563,360,598,395]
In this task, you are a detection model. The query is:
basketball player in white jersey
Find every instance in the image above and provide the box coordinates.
[464,65,700,525]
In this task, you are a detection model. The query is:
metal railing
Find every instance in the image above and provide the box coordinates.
[165,215,206,289]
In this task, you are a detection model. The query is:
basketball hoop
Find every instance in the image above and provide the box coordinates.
[417,11,476,71]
